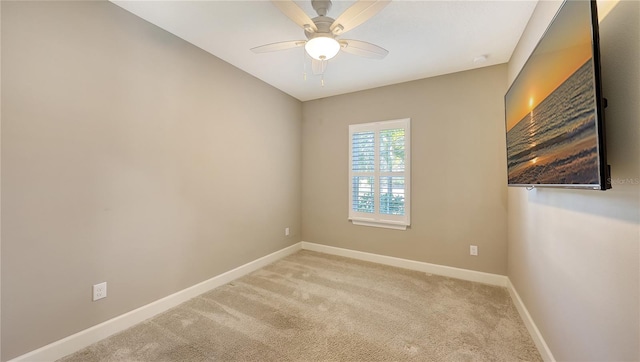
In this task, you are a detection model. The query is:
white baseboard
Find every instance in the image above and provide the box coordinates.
[300,242,552,359]
[506,279,555,362]
[10,242,303,362]
[13,241,550,362]
[300,241,508,287]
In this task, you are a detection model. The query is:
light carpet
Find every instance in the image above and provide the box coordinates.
[58,250,541,361]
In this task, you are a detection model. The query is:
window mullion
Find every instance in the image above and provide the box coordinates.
[373,126,380,217]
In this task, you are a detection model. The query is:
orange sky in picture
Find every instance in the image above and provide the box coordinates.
[506,8,593,131]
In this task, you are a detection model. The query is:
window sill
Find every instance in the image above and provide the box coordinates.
[350,219,409,230]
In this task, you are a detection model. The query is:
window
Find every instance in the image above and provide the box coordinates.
[349,118,410,230]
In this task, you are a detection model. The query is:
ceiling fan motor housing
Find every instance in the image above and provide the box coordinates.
[305,16,335,40]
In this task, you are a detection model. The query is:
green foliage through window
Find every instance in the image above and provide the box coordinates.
[379,128,405,173]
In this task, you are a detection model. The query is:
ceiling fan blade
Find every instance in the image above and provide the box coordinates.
[339,39,388,59]
[251,40,306,53]
[311,58,327,75]
[330,0,390,35]
[271,0,318,32]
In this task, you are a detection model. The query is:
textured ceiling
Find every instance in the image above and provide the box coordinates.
[111,1,538,101]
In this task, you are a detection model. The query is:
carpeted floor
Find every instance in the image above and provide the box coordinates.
[58,250,541,361]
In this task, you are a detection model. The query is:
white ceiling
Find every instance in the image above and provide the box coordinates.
[111,0,538,101]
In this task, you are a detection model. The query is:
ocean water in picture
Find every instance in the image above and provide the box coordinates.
[506,59,599,185]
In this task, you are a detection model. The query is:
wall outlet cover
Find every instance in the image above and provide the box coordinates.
[93,282,107,301]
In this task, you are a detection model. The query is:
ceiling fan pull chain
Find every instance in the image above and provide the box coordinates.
[321,74,325,87]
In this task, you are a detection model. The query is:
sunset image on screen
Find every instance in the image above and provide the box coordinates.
[505,1,601,185]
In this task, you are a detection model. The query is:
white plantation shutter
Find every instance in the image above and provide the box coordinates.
[351,131,375,213]
[349,119,410,230]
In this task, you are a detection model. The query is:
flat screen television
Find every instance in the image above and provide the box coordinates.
[505,0,610,190]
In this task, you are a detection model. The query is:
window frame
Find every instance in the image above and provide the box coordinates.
[348,118,411,230]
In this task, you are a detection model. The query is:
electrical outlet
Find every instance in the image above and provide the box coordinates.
[470,245,478,256]
[285,227,290,236]
[93,282,107,301]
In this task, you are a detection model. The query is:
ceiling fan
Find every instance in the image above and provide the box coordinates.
[251,0,390,77]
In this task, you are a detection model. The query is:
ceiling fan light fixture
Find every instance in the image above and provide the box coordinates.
[305,37,340,60]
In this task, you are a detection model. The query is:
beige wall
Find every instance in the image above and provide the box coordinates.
[302,65,509,275]
[507,1,640,361]
[1,2,301,360]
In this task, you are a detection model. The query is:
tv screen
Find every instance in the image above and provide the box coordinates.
[505,0,610,190]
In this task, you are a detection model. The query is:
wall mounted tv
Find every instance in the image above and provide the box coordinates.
[505,0,610,190]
